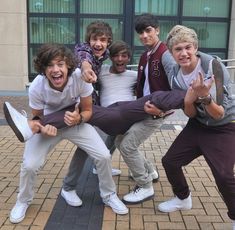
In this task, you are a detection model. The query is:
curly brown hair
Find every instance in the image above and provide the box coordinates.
[34,43,78,76]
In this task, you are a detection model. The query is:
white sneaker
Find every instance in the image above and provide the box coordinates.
[129,169,159,183]
[92,167,121,176]
[158,194,192,212]
[232,220,235,230]
[3,102,33,142]
[123,185,154,204]
[10,201,29,224]
[103,193,128,215]
[61,189,82,207]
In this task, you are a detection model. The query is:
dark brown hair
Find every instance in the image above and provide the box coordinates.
[85,20,113,45]
[109,40,132,58]
[135,13,159,34]
[34,43,77,76]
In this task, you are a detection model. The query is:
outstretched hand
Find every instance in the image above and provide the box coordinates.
[82,68,97,83]
[81,61,97,83]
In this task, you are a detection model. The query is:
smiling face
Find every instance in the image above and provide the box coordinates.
[138,26,160,49]
[45,57,69,91]
[166,25,199,74]
[110,50,130,74]
[89,34,109,58]
[171,42,198,74]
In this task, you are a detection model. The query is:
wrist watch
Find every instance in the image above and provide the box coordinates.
[197,94,212,105]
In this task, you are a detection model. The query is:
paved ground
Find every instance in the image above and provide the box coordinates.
[0,93,233,230]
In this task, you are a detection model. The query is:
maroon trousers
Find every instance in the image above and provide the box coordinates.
[162,118,235,220]
[41,89,186,135]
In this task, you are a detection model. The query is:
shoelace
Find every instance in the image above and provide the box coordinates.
[133,185,142,194]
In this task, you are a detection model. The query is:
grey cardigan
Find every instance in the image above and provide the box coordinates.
[164,51,235,126]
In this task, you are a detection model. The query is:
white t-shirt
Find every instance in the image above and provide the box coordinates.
[29,68,93,115]
[143,62,150,96]
[99,64,137,107]
[180,59,205,87]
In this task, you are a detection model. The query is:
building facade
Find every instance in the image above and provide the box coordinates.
[0,0,234,91]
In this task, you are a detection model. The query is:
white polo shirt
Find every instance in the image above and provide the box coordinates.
[29,68,93,115]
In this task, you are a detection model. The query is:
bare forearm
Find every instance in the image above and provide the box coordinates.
[184,101,197,117]
[204,101,224,120]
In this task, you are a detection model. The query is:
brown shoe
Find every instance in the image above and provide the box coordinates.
[212,59,224,105]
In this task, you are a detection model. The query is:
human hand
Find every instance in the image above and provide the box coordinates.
[40,124,57,136]
[144,100,164,116]
[191,72,214,97]
[81,68,97,83]
[64,103,81,126]
[185,86,198,104]
[81,61,97,83]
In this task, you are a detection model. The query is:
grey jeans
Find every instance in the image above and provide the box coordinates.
[115,116,163,188]
[63,128,116,191]
[17,124,116,204]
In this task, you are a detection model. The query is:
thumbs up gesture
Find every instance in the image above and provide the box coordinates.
[64,103,81,126]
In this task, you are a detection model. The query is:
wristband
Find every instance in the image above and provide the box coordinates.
[152,112,165,119]
[197,94,212,105]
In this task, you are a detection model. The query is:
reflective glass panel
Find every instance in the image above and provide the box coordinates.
[29,17,75,44]
[182,21,228,48]
[80,0,123,14]
[132,50,144,65]
[29,47,38,74]
[183,0,230,17]
[29,0,75,13]
[135,0,178,16]
[207,52,226,60]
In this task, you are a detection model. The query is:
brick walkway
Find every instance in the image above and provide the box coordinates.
[0,94,233,230]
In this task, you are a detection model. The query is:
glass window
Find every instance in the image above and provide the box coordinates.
[182,21,228,49]
[29,0,75,13]
[183,0,230,17]
[80,0,123,14]
[135,0,178,16]
[29,47,38,75]
[27,0,231,80]
[79,18,123,42]
[208,52,226,60]
[132,50,144,65]
[29,17,75,44]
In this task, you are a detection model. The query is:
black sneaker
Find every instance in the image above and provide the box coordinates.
[212,58,224,105]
